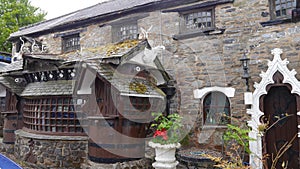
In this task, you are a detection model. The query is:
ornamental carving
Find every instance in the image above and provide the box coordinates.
[19,36,48,54]
[247,48,300,169]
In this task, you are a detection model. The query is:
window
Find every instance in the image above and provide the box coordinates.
[269,0,296,19]
[62,34,80,52]
[23,97,86,135]
[180,8,214,34]
[203,92,230,125]
[112,22,138,42]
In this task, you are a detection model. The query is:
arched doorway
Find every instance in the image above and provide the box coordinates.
[247,48,300,169]
[261,84,299,169]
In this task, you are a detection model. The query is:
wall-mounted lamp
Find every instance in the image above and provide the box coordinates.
[240,53,251,91]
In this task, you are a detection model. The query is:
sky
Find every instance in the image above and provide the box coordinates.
[30,0,109,20]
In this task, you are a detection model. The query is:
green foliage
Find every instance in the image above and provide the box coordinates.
[0,0,46,52]
[223,124,254,154]
[205,123,254,169]
[150,112,183,144]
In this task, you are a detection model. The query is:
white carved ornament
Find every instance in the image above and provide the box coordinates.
[248,48,300,169]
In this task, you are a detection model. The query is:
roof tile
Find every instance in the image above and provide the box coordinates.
[10,0,162,38]
[21,80,74,97]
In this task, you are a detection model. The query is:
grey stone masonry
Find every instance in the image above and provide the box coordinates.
[14,130,88,169]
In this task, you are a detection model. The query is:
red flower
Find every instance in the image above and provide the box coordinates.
[153,128,168,140]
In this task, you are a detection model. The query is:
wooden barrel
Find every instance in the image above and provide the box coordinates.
[2,113,23,144]
[88,117,146,163]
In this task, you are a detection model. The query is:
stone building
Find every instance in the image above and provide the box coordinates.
[1,0,300,168]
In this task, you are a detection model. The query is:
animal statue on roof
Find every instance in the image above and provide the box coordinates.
[138,26,165,64]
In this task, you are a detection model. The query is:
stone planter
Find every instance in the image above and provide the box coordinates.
[149,141,181,169]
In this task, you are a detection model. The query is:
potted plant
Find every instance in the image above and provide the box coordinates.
[148,112,183,169]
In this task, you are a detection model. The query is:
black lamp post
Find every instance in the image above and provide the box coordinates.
[159,80,176,116]
[240,53,251,91]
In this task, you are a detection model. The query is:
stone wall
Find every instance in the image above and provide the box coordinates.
[14,130,88,169]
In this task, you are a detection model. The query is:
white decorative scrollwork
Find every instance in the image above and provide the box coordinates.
[248,48,300,169]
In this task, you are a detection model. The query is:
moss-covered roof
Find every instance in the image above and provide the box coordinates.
[85,60,165,98]
[61,39,141,61]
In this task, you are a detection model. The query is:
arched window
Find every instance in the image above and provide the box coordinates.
[203,92,230,125]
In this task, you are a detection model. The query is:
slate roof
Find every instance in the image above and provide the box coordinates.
[0,60,23,73]
[0,76,25,95]
[9,0,166,39]
[86,60,165,98]
[60,40,143,62]
[21,80,74,97]
[0,40,144,74]
[0,76,73,97]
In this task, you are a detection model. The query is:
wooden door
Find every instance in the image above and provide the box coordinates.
[263,86,299,169]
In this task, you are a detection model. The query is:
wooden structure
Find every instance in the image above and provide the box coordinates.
[2,92,22,144]
[0,38,169,164]
[261,81,299,169]
[0,55,24,143]
[73,41,167,163]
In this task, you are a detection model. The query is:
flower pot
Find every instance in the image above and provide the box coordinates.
[149,141,181,169]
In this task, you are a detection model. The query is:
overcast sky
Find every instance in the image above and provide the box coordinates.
[30,0,109,19]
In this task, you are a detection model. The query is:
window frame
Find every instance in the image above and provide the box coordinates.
[269,0,297,20]
[111,21,138,43]
[61,33,80,53]
[202,92,231,126]
[179,7,215,34]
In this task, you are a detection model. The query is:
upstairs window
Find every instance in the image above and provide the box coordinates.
[112,22,138,42]
[180,8,214,34]
[203,92,230,125]
[62,33,80,53]
[269,0,296,19]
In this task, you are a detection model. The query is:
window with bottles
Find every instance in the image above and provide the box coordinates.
[180,7,214,34]
[62,33,80,53]
[112,22,138,42]
[203,92,230,125]
[23,97,86,135]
